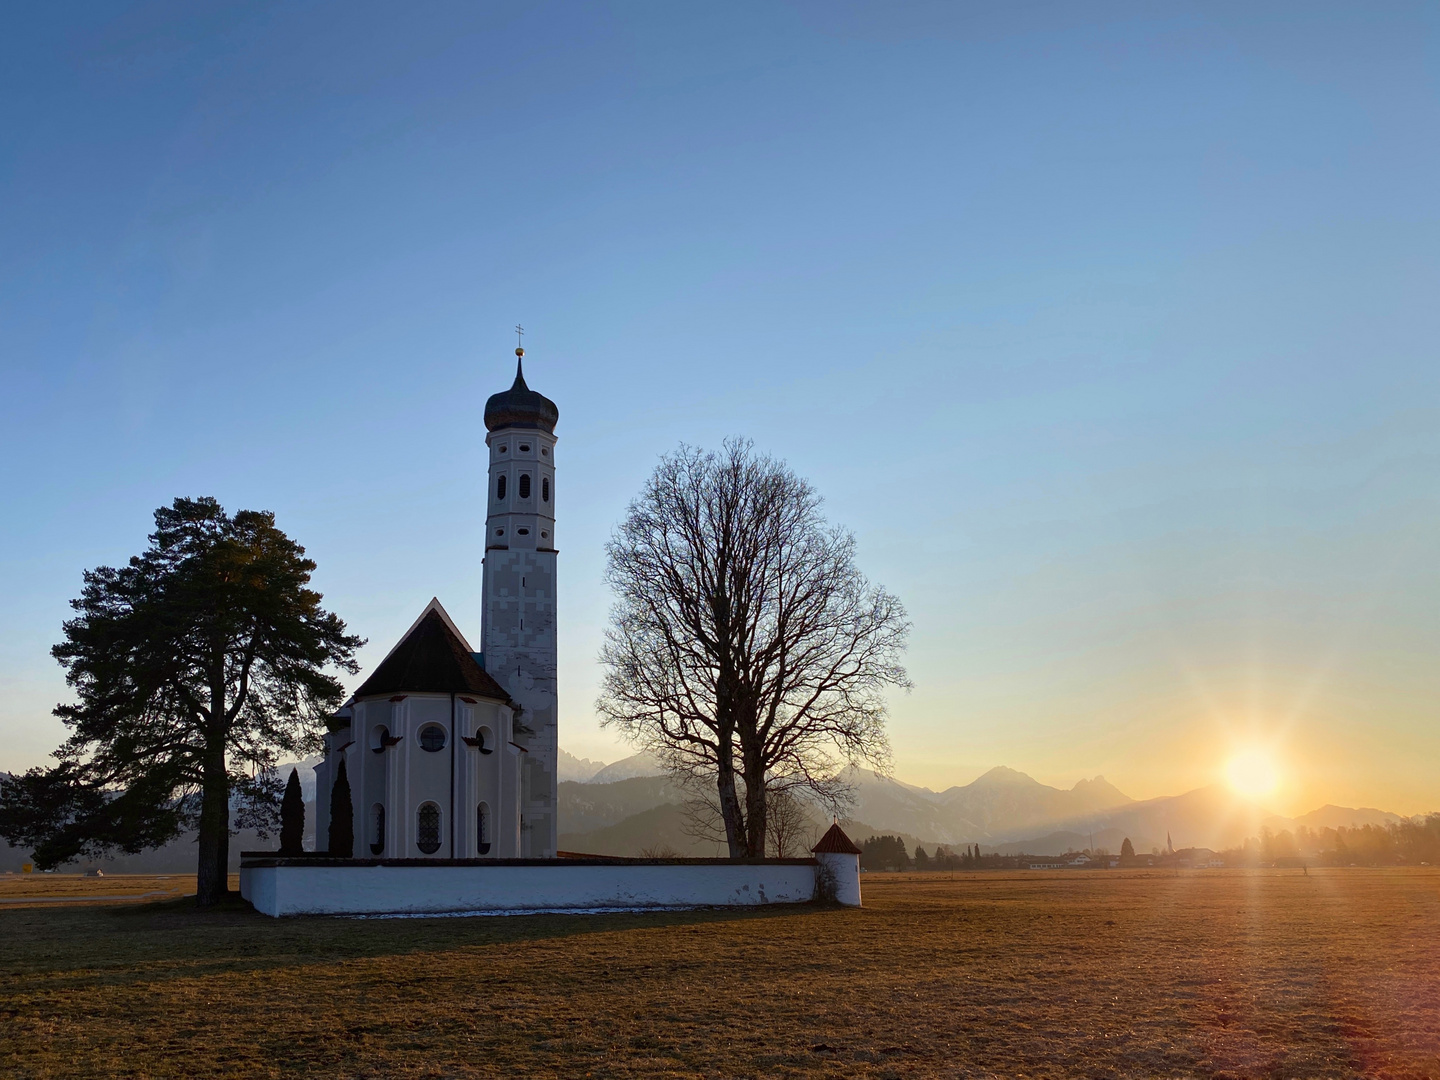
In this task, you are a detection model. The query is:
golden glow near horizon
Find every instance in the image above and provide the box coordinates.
[1224,747,1282,802]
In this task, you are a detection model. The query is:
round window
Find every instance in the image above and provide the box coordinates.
[418,724,446,752]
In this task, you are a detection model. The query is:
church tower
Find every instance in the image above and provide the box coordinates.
[480,347,560,857]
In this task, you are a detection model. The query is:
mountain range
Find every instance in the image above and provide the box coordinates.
[556,758,1415,858]
[0,759,1419,873]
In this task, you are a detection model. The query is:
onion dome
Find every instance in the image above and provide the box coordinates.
[484,349,559,433]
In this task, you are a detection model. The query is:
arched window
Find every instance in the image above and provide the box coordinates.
[371,803,385,856]
[496,475,507,500]
[476,725,493,754]
[542,477,550,502]
[417,803,441,855]
[477,802,491,855]
[418,724,446,752]
[518,474,531,499]
[370,725,389,754]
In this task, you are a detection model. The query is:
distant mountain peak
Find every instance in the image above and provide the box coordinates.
[586,751,665,784]
[1071,775,1132,804]
[558,749,609,783]
[971,765,1041,787]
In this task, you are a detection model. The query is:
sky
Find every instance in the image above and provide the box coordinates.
[2,2,1438,817]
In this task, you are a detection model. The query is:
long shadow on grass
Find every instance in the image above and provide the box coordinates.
[1,895,835,995]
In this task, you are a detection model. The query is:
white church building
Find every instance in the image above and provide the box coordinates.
[241,348,862,917]
[312,352,561,861]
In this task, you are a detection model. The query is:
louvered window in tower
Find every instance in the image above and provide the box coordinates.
[496,475,507,500]
[519,474,531,499]
[542,477,550,502]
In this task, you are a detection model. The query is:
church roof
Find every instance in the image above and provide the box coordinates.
[484,353,559,433]
[353,602,514,703]
[811,822,863,855]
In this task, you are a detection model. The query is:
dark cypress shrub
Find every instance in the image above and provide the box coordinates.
[327,759,353,858]
[279,768,304,855]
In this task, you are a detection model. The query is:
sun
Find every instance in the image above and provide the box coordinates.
[1225,748,1281,800]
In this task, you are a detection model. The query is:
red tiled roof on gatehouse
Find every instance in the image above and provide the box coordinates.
[811,822,862,855]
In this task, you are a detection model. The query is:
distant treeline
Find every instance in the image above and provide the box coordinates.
[860,835,1029,872]
[859,816,1440,873]
[1221,817,1440,867]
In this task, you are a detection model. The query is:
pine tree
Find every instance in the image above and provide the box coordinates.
[1121,836,1135,858]
[0,497,361,904]
[328,759,353,858]
[279,768,304,855]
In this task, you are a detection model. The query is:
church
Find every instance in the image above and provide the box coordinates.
[243,347,862,916]
[312,346,561,860]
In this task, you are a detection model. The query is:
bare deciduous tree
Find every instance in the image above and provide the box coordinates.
[765,787,816,859]
[679,780,821,858]
[597,440,909,858]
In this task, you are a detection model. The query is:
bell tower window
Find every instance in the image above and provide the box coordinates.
[496,475,507,501]
[542,477,550,502]
[519,474,531,499]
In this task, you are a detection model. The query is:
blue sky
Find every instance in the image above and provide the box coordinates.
[2,2,1438,813]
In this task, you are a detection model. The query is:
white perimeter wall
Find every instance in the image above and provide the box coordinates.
[240,859,858,917]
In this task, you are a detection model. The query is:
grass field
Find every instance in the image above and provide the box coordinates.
[2,868,1437,1078]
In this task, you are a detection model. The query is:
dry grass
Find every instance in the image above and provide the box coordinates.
[0,874,223,907]
[2,868,1438,1078]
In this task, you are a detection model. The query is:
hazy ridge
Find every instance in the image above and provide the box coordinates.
[557,761,1423,858]
[0,763,1422,871]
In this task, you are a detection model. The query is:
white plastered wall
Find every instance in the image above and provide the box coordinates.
[240,859,858,917]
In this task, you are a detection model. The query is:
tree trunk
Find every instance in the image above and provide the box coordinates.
[715,753,746,859]
[743,753,767,859]
[195,741,230,906]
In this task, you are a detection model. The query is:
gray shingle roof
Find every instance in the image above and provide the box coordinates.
[353,609,513,703]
